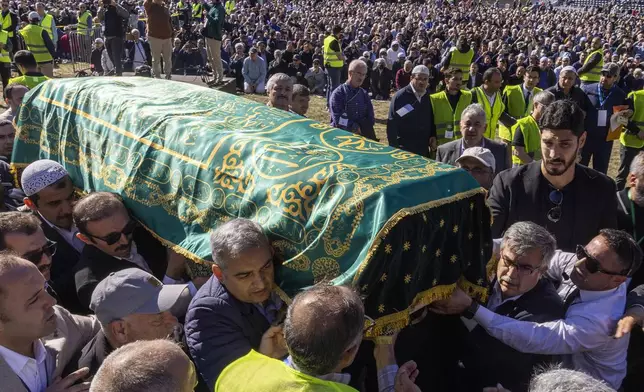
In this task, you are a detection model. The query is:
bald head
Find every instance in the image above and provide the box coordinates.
[284,285,364,376]
[90,340,196,392]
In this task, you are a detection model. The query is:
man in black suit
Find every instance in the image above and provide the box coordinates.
[466,62,483,89]
[436,103,510,174]
[488,100,617,252]
[73,192,187,313]
[21,159,85,314]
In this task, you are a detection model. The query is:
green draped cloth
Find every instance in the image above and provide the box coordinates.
[12,77,490,335]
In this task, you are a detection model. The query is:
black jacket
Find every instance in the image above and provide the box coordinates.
[436,137,510,175]
[545,83,593,112]
[124,39,152,70]
[488,161,618,252]
[461,279,565,392]
[386,84,435,157]
[466,72,483,89]
[74,227,167,313]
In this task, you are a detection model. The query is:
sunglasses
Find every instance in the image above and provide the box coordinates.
[22,240,57,265]
[87,220,137,245]
[575,245,629,276]
[547,189,563,223]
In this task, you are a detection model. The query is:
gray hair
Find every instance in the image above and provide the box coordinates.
[502,222,556,269]
[529,365,616,392]
[461,103,487,122]
[266,73,293,93]
[533,90,555,107]
[273,49,282,58]
[234,42,244,50]
[284,285,364,377]
[348,59,367,72]
[90,340,188,392]
[210,218,270,269]
[630,151,644,179]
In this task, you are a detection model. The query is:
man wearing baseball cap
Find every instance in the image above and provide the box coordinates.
[70,268,189,378]
[455,146,496,190]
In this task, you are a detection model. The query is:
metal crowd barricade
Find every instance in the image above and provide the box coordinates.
[70,26,103,75]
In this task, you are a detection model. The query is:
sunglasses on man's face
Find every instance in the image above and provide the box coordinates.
[575,245,629,276]
[22,240,57,265]
[88,220,137,245]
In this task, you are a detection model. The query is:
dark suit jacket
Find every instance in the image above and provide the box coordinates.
[74,228,167,313]
[124,38,152,70]
[38,216,84,314]
[184,276,272,390]
[461,279,565,392]
[467,72,483,89]
[487,161,618,251]
[436,137,510,175]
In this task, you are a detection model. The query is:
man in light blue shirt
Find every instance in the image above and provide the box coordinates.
[432,228,643,390]
[242,47,267,94]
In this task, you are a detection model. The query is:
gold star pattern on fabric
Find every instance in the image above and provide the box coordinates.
[385,244,393,254]
[435,249,442,257]
[422,245,427,253]
[453,224,459,233]
[380,273,388,282]
[468,232,473,240]
[404,274,412,284]
[450,255,458,263]
[432,278,438,286]
[378,304,385,313]
[403,241,411,251]
[439,218,445,228]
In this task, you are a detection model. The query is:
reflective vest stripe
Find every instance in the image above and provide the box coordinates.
[19,24,53,63]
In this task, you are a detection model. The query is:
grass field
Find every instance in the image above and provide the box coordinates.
[245,93,622,178]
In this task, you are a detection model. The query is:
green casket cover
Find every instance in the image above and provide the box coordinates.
[12,77,491,335]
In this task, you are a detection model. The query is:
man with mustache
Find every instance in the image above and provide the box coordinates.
[22,160,86,314]
[488,100,618,252]
[73,192,191,313]
[266,73,293,112]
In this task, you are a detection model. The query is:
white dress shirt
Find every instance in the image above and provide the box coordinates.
[133,39,148,68]
[0,340,50,391]
[473,248,630,389]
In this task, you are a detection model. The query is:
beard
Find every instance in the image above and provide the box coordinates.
[543,148,578,176]
[633,185,644,207]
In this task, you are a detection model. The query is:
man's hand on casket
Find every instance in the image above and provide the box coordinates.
[614,306,644,338]
[428,287,473,315]
[259,325,288,359]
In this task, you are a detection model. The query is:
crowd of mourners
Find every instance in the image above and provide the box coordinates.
[1,0,644,392]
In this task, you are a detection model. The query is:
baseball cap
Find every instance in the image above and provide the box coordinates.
[456,147,496,173]
[90,268,189,325]
[601,62,620,77]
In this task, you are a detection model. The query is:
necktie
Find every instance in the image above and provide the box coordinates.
[525,91,531,113]
[563,287,580,312]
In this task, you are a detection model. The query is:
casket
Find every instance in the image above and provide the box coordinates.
[11,78,490,336]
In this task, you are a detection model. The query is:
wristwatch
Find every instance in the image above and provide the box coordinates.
[462,300,480,320]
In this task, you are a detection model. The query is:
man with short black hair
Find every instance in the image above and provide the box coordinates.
[97,0,129,76]
[0,212,54,281]
[0,84,27,123]
[290,84,310,116]
[488,100,617,252]
[8,50,49,90]
[0,119,14,160]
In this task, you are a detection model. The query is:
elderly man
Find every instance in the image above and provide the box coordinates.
[434,222,564,391]
[430,67,473,145]
[185,218,288,389]
[433,229,642,390]
[143,0,173,79]
[0,83,28,123]
[545,66,592,112]
[329,59,377,140]
[125,29,151,71]
[73,192,189,312]
[512,91,556,166]
[436,103,510,174]
[0,254,100,392]
[387,64,436,157]
[266,73,293,112]
[290,84,310,116]
[70,268,187,378]
[455,147,496,190]
[242,47,267,94]
[90,340,197,392]
[215,285,418,392]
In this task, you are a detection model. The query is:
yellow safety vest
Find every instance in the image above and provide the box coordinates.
[450,48,474,82]
[8,74,49,89]
[225,0,235,14]
[499,85,542,141]
[0,30,9,63]
[77,11,92,35]
[620,90,644,149]
[2,11,13,38]
[19,24,53,63]
[323,35,343,69]
[473,86,505,140]
[430,89,473,145]
[216,350,359,392]
[39,13,54,41]
[192,3,202,19]
[511,115,541,165]
[579,49,603,83]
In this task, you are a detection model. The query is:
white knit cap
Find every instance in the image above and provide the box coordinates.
[412,65,430,75]
[21,159,68,196]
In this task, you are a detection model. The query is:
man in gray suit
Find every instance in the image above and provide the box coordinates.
[436,103,510,174]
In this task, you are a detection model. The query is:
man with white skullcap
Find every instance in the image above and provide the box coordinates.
[386,64,436,157]
[22,159,86,313]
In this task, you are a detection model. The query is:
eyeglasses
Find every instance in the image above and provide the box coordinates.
[575,245,629,276]
[86,220,137,245]
[500,254,540,275]
[461,166,492,175]
[22,240,57,265]
[547,189,563,223]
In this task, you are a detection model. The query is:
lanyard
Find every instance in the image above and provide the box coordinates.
[628,194,644,245]
[343,86,361,113]
[597,85,613,109]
